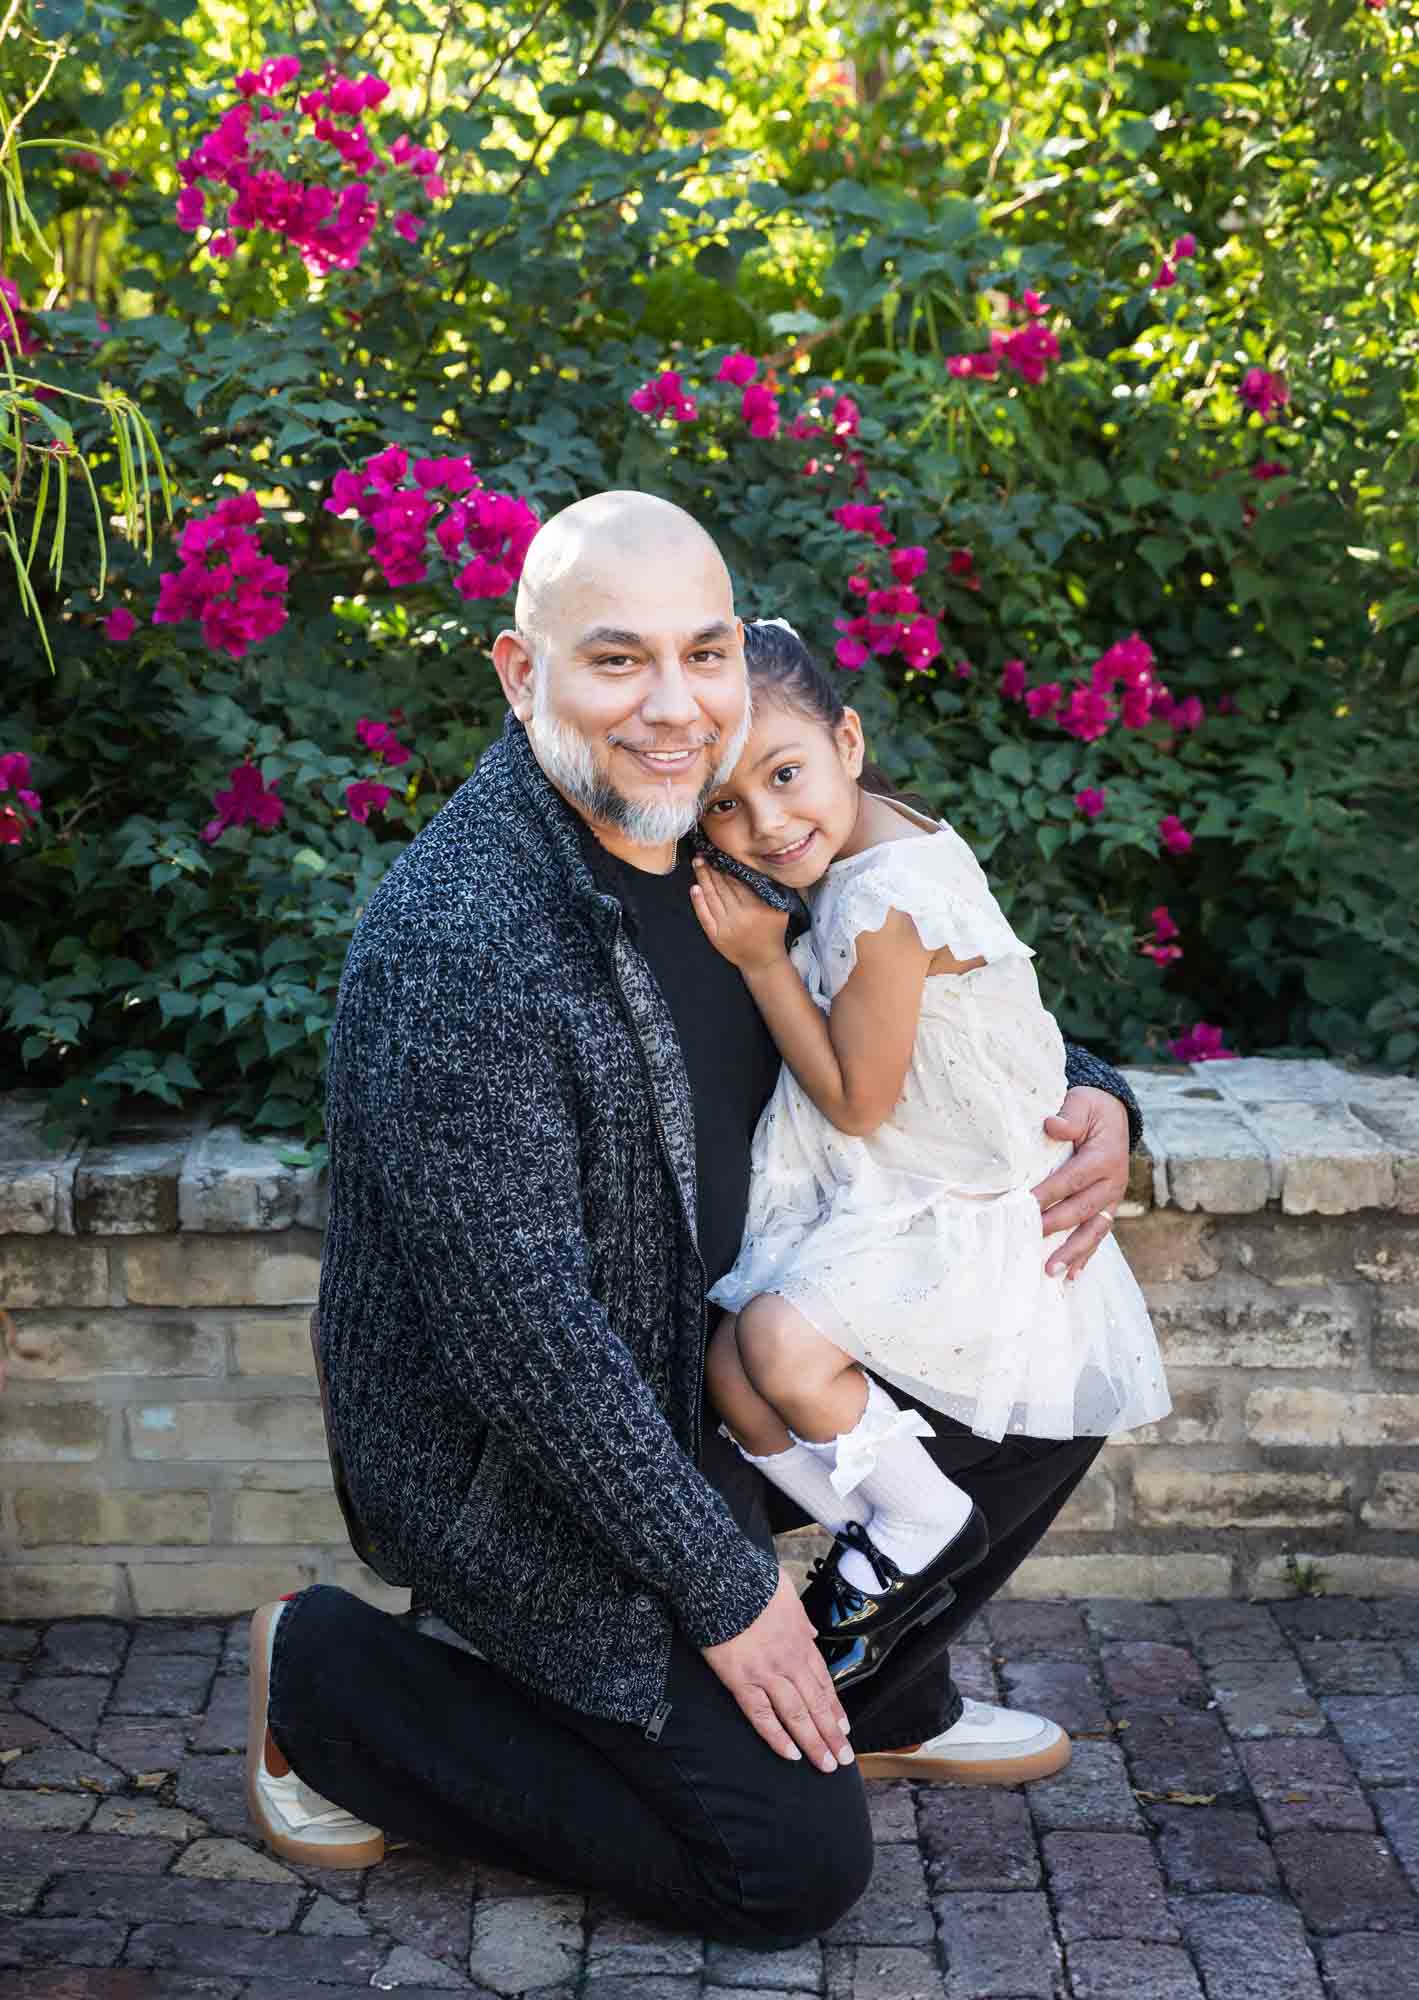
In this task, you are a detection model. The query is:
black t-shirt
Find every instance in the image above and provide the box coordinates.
[584,837,781,1292]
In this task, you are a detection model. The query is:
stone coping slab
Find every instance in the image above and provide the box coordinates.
[1,1061,1417,1234]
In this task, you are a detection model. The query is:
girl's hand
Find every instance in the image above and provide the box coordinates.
[690,858,790,973]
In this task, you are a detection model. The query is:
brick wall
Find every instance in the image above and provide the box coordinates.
[2,1059,1417,1618]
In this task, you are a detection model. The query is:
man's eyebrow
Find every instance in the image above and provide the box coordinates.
[575,626,645,652]
[573,620,736,654]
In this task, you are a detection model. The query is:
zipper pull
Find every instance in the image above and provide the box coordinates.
[643,1701,673,1743]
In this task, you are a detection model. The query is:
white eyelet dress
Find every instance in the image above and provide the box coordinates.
[708,818,1171,1443]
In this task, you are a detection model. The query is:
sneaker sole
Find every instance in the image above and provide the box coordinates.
[245,1600,386,1870]
[856,1732,1072,1785]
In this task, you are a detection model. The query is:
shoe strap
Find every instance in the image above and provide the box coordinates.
[836,1520,902,1593]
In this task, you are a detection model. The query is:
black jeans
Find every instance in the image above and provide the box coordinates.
[269,1410,1098,1939]
[269,1583,873,1947]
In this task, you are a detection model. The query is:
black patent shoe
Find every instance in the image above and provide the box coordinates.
[803,1509,991,1692]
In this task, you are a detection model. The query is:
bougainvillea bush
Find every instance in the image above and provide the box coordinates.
[3,0,1417,1139]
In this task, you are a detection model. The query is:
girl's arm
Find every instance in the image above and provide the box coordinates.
[691,858,931,1138]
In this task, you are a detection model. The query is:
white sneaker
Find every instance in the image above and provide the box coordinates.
[245,1600,386,1868]
[856,1696,1071,1785]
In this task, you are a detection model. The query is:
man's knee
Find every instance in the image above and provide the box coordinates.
[721,1777,874,1949]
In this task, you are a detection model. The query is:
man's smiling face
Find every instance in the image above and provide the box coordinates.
[494,495,752,860]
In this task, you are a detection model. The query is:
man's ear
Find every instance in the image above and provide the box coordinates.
[492,629,537,722]
[838,706,867,780]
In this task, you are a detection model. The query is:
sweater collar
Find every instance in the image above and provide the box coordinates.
[495,710,806,937]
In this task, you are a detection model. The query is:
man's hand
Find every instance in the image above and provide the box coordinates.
[702,1569,855,1773]
[1032,1085,1130,1280]
[690,860,790,974]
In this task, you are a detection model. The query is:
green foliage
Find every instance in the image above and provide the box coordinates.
[2,0,1417,1138]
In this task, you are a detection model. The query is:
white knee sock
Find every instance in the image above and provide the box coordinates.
[733,1435,871,1538]
[804,1380,976,1591]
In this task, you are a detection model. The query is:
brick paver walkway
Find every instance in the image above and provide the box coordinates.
[3,1595,1417,1999]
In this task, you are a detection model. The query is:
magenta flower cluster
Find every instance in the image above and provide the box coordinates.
[948,292,1062,386]
[0,751,42,848]
[1151,232,1198,292]
[630,371,698,423]
[202,763,284,844]
[325,448,539,601]
[1004,632,1205,749]
[152,492,289,660]
[1240,368,1290,420]
[0,273,39,356]
[1141,905,1183,966]
[175,56,444,272]
[1168,1022,1238,1063]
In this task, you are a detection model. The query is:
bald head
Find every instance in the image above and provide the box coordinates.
[515,491,731,654]
[491,490,751,865]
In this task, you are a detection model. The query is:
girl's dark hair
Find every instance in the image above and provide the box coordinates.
[742,618,932,814]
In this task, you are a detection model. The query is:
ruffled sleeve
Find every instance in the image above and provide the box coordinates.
[813,825,1033,999]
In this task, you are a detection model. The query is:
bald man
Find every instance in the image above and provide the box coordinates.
[246,493,1137,1940]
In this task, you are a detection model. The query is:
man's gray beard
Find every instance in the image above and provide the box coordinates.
[529,675,751,848]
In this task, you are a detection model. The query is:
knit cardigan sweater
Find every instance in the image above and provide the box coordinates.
[318,714,1141,1727]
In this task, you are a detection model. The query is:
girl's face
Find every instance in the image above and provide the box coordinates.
[700,696,866,887]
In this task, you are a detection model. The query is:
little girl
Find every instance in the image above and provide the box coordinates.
[690,620,1170,1684]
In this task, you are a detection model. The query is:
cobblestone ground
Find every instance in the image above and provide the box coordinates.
[3,1596,1418,1999]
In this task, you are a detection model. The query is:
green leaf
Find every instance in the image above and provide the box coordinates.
[989,743,1032,788]
[1120,474,1161,510]
[1139,536,1185,581]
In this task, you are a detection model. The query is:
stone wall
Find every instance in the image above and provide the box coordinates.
[2,1058,1417,1618]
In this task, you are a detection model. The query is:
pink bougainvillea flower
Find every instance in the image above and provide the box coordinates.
[741,382,780,439]
[345,778,393,823]
[1169,1022,1238,1063]
[1217,693,1236,716]
[1058,685,1116,743]
[717,350,759,386]
[1240,368,1290,419]
[1151,259,1178,291]
[355,717,411,767]
[175,186,206,231]
[890,546,928,584]
[329,451,536,601]
[993,321,1061,385]
[152,493,289,660]
[630,370,698,422]
[847,569,872,596]
[1173,233,1198,259]
[1075,786,1107,820]
[1143,942,1184,965]
[66,149,103,173]
[835,637,870,670]
[947,355,973,379]
[948,350,1001,381]
[899,608,943,672]
[392,211,423,242]
[0,750,39,804]
[202,762,284,844]
[1025,682,1063,721]
[103,606,137,642]
[1252,460,1289,481]
[1151,905,1181,942]
[830,393,860,438]
[1020,290,1049,317]
[999,659,1027,702]
[1158,813,1194,855]
[833,502,894,548]
[953,657,974,680]
[208,230,237,257]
